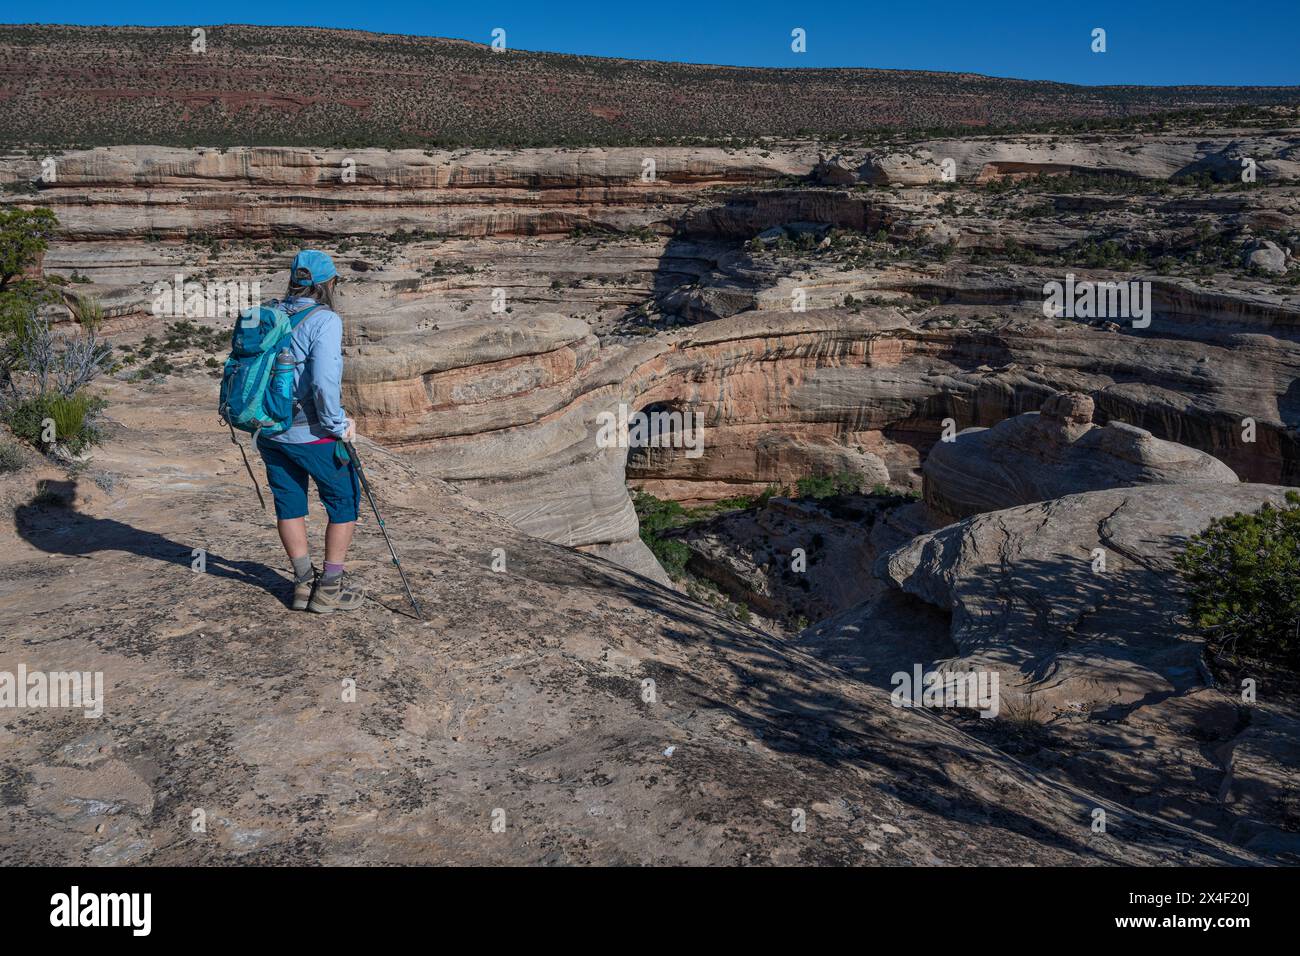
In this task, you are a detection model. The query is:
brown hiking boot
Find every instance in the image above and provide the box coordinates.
[292,570,318,611]
[308,572,365,613]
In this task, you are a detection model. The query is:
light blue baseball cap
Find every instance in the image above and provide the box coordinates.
[290,249,337,285]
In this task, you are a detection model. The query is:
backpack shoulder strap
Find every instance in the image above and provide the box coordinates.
[287,303,324,330]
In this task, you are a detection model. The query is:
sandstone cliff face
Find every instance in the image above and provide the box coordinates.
[4,135,1298,580]
[837,132,1300,186]
[5,131,1298,243]
[340,298,1298,578]
[0,146,815,241]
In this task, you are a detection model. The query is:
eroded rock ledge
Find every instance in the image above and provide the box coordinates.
[341,301,1298,581]
[867,483,1300,855]
[923,390,1241,523]
[4,136,1298,581]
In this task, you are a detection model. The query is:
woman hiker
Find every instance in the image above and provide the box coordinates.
[257,250,365,613]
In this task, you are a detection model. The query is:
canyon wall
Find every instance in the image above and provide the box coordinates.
[2,138,1297,581]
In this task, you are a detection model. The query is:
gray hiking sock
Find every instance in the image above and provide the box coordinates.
[292,555,314,582]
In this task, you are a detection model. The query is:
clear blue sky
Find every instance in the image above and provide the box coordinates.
[8,0,1299,86]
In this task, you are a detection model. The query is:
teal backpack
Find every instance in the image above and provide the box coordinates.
[218,300,322,436]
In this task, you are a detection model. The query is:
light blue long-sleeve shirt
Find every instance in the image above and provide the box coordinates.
[262,296,352,444]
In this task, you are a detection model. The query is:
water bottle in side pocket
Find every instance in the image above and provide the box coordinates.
[264,347,297,431]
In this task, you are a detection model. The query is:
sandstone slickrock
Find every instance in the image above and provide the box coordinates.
[0,369,1265,865]
[855,483,1300,855]
[813,155,857,187]
[859,150,947,186]
[923,390,1240,523]
[881,484,1292,710]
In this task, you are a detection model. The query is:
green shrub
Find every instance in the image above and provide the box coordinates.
[1175,491,1300,662]
[630,490,711,581]
[632,487,795,580]
[160,319,227,354]
[4,390,105,455]
[133,356,175,378]
[50,393,98,445]
[795,471,864,499]
[647,537,692,580]
[632,490,684,536]
[0,438,24,472]
[0,207,58,290]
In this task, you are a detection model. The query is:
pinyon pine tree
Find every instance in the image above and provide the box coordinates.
[1175,491,1300,662]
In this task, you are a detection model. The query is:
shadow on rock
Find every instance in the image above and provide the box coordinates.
[13,479,289,602]
[504,535,1253,863]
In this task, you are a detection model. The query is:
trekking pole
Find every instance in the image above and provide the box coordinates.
[229,423,267,510]
[344,441,423,620]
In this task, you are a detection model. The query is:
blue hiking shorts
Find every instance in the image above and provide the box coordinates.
[257,438,360,523]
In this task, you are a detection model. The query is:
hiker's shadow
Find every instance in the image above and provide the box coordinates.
[14,480,289,602]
